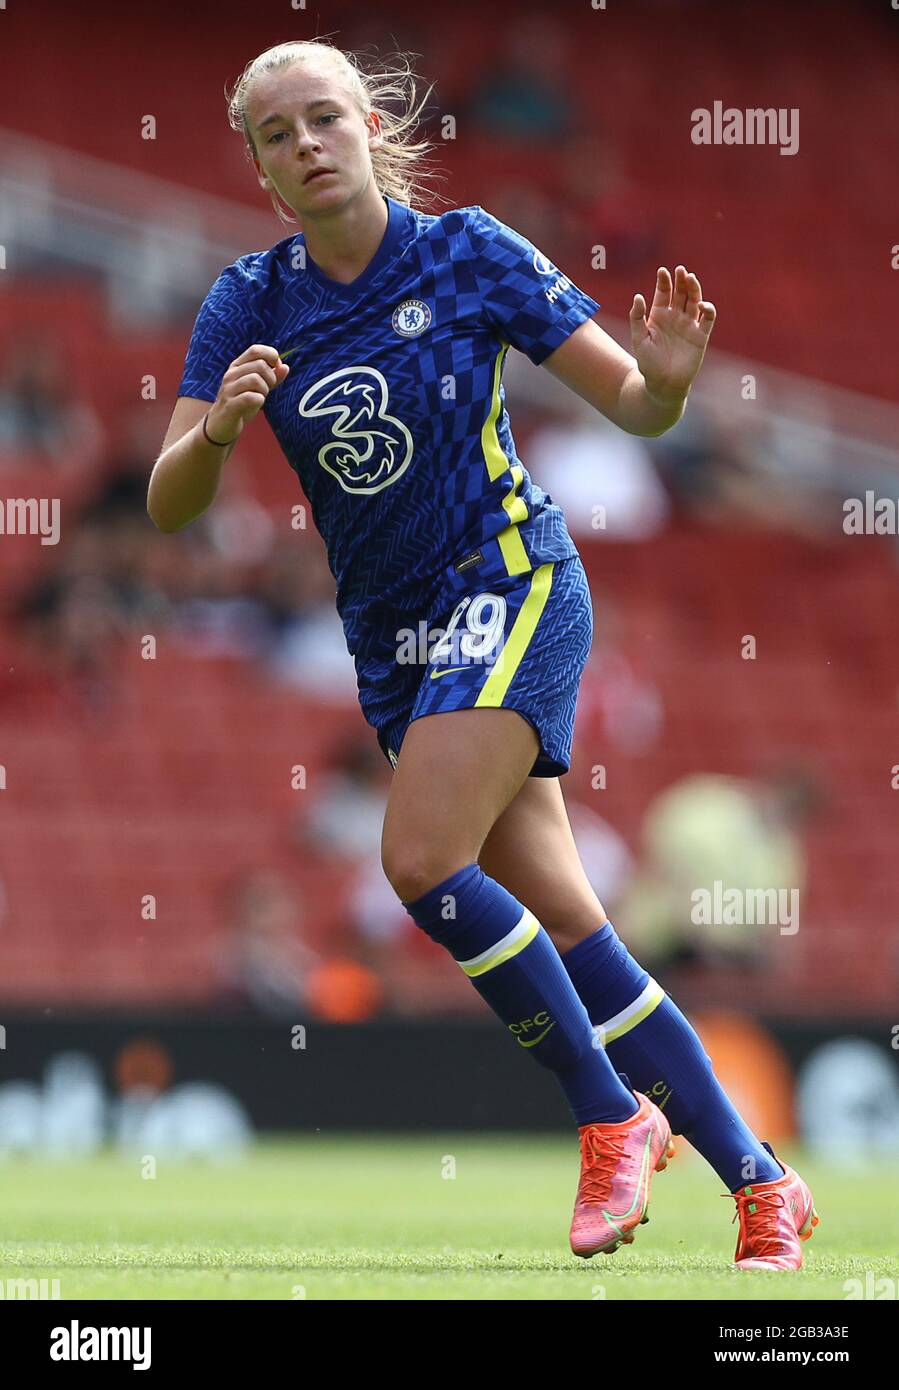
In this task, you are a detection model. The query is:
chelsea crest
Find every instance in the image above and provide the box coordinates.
[392,299,432,338]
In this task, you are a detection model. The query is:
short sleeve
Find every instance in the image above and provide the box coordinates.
[177,262,261,402]
[463,207,600,366]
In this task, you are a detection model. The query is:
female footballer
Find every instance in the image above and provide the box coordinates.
[148,38,818,1268]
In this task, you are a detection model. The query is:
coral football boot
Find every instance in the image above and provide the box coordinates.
[730,1150,820,1270]
[570,1091,675,1258]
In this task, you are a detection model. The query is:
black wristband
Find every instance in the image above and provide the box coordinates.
[203,412,238,447]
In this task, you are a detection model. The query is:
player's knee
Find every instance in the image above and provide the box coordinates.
[381,838,452,906]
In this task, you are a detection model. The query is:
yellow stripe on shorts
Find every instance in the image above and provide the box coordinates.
[475,562,554,709]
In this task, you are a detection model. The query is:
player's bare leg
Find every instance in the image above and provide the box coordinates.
[381,709,673,1257]
[478,774,609,954]
[380,707,540,903]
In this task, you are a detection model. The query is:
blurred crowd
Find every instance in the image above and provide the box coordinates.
[0,10,868,1017]
[0,341,830,1020]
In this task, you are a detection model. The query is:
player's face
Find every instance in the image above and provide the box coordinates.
[247,62,380,216]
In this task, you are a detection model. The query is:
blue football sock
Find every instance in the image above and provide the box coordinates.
[562,923,783,1190]
[403,865,638,1126]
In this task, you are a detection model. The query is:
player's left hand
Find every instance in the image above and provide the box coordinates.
[629,266,716,405]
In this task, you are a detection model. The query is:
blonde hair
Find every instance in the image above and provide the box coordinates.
[226,38,443,221]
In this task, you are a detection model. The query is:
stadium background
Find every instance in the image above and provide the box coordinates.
[0,0,897,1160]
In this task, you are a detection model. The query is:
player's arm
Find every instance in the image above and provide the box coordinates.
[147,345,289,532]
[542,266,716,438]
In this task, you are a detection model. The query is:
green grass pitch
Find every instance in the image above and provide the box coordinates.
[0,1137,891,1300]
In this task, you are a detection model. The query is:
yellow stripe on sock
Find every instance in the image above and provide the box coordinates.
[595,978,665,1045]
[458,909,540,977]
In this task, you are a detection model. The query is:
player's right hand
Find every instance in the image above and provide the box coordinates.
[206,345,290,442]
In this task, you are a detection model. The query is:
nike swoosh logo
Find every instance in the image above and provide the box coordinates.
[430,666,468,679]
[517,1022,556,1048]
[602,1127,654,1230]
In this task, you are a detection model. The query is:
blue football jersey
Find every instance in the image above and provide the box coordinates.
[178,196,600,661]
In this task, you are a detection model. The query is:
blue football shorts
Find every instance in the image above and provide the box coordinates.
[354,538,593,778]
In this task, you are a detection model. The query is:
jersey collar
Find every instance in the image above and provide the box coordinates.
[300,195,407,298]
